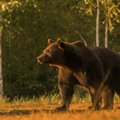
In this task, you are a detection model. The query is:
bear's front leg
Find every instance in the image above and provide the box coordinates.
[55,81,75,111]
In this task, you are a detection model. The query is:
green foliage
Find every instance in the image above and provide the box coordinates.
[81,0,120,31]
[0,0,120,98]
[78,0,120,48]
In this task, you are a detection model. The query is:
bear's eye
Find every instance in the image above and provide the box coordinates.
[45,50,50,53]
[45,50,51,57]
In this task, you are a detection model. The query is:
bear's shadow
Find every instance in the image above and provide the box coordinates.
[0,108,120,115]
[0,109,40,115]
[0,109,88,115]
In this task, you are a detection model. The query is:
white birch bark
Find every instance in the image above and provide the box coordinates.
[105,1,110,48]
[96,0,100,47]
[0,32,3,98]
[105,16,108,48]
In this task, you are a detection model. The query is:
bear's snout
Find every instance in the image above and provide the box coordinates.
[37,55,45,64]
[37,54,51,64]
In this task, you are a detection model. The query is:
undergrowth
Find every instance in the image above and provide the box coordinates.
[0,93,119,106]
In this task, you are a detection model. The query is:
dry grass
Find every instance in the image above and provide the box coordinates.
[0,99,120,120]
[0,95,120,120]
[1,111,120,120]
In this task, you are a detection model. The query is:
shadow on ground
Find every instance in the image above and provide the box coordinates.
[0,109,40,115]
[0,108,120,116]
[0,109,88,116]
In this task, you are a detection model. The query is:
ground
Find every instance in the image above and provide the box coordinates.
[0,96,120,120]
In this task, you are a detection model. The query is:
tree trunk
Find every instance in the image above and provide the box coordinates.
[96,0,100,47]
[105,1,110,48]
[0,32,3,98]
[105,16,108,48]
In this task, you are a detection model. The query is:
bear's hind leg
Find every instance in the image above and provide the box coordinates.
[102,86,115,109]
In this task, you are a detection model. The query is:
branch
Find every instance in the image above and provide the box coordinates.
[75,30,88,46]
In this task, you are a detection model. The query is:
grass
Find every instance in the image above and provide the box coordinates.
[0,94,120,120]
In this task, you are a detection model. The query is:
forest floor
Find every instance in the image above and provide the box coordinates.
[0,100,120,120]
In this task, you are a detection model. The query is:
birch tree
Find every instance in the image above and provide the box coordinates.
[105,3,109,48]
[0,32,3,98]
[96,0,100,46]
[101,0,120,48]
[82,0,120,47]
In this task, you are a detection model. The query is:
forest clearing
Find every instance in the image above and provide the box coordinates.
[0,103,120,120]
[0,96,120,120]
[0,1,120,120]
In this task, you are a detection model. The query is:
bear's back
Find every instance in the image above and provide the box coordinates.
[89,47,120,69]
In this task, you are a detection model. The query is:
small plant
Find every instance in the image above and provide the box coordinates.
[114,93,120,103]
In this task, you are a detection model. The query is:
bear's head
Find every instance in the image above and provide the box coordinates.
[37,39,65,65]
[37,39,85,66]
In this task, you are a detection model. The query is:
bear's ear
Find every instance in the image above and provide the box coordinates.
[48,39,53,45]
[57,39,65,48]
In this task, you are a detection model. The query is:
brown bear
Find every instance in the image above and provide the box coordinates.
[53,40,108,111]
[55,41,86,111]
[37,40,102,111]
[53,40,95,111]
[37,39,120,110]
[38,40,91,111]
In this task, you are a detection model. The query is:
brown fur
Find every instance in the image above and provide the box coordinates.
[37,39,120,110]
